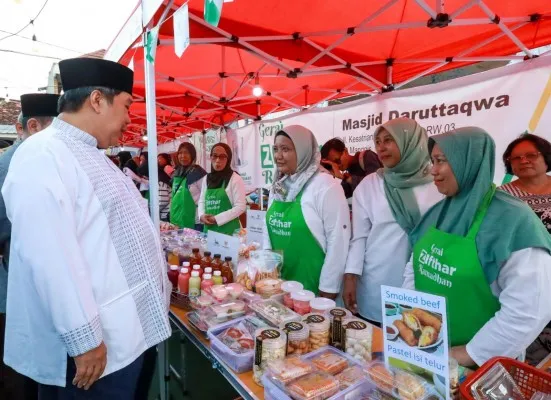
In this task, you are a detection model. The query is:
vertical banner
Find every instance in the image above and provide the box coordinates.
[381,286,450,400]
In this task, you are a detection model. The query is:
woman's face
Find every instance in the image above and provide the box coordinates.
[158,156,168,167]
[178,147,193,167]
[211,146,229,172]
[273,135,297,175]
[140,155,146,165]
[509,140,547,180]
[431,144,459,196]
[375,129,401,168]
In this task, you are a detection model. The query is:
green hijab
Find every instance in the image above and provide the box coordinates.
[375,118,433,233]
[410,127,551,283]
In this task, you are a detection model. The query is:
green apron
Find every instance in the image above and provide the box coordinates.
[170,177,196,228]
[266,191,326,293]
[203,182,240,235]
[413,185,501,346]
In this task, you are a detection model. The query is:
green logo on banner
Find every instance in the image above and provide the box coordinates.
[204,0,223,27]
[261,144,274,168]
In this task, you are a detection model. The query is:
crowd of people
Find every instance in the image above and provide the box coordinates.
[0,55,550,399]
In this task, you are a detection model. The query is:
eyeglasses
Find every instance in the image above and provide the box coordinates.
[210,154,228,161]
[508,152,541,163]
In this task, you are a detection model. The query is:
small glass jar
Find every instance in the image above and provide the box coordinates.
[280,320,310,356]
[343,318,373,363]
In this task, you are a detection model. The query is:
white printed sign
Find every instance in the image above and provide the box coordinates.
[381,285,450,400]
[246,210,266,246]
[173,4,190,58]
[207,231,240,265]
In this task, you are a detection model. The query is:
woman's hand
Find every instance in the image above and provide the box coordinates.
[200,214,217,225]
[451,345,476,367]
[318,290,338,300]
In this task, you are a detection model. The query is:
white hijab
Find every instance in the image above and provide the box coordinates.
[270,125,324,202]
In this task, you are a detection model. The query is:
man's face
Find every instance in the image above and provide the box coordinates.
[326,149,344,168]
[26,117,53,135]
[94,91,132,148]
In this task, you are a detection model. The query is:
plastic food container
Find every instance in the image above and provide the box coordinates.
[226,283,244,299]
[250,299,301,326]
[343,318,373,364]
[310,298,336,314]
[281,281,304,309]
[308,350,349,375]
[267,356,314,385]
[365,361,434,400]
[335,366,367,390]
[239,289,262,305]
[280,320,310,356]
[303,313,331,351]
[291,290,316,315]
[211,285,229,301]
[210,300,246,319]
[255,278,283,298]
[207,316,268,373]
[190,294,216,310]
[253,327,287,386]
[287,371,340,400]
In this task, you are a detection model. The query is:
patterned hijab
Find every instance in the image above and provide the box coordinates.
[270,125,323,202]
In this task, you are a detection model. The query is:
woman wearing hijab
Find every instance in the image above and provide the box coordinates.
[343,118,443,324]
[170,143,207,229]
[198,143,246,234]
[405,127,551,367]
[262,125,350,297]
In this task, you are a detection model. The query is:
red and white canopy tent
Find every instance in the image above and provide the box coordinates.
[105,2,551,398]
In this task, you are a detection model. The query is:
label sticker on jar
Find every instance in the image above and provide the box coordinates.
[284,322,304,332]
[330,309,347,318]
[306,314,326,324]
[346,321,368,330]
[261,329,281,339]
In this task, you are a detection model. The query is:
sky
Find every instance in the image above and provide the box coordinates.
[0,0,137,100]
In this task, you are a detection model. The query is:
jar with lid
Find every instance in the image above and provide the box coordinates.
[343,318,373,363]
[167,265,179,292]
[280,320,310,356]
[221,256,234,284]
[281,281,303,309]
[253,328,287,386]
[212,254,222,273]
[291,290,315,315]
[190,248,202,267]
[310,298,336,314]
[201,274,214,295]
[303,313,330,351]
[201,251,213,269]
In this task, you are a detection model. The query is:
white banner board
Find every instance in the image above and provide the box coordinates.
[246,210,266,246]
[226,55,551,189]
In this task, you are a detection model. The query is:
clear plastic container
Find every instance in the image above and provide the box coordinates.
[209,300,246,319]
[207,316,267,373]
[335,366,367,390]
[250,299,301,326]
[286,371,340,400]
[471,362,526,400]
[189,293,216,310]
[308,350,349,375]
[211,285,229,302]
[239,289,262,305]
[365,361,434,400]
[343,318,373,364]
[280,320,310,356]
[253,327,287,386]
[281,281,304,309]
[226,283,244,299]
[303,313,331,351]
[267,356,314,385]
[310,298,336,314]
[291,290,316,315]
[255,278,284,298]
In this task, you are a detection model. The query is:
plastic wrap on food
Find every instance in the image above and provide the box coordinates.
[365,362,432,400]
[209,300,246,319]
[250,299,301,326]
[471,362,526,400]
[365,362,395,393]
[255,278,284,298]
[267,357,314,384]
[310,350,349,375]
[235,250,282,290]
[216,321,256,354]
[335,366,367,390]
[286,371,340,400]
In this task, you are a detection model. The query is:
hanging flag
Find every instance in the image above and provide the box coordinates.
[174,3,190,58]
[145,26,160,63]
[204,0,223,27]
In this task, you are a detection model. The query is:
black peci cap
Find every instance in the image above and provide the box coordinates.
[59,58,133,94]
[20,93,60,118]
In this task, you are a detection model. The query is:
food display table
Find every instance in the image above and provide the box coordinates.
[166,305,384,400]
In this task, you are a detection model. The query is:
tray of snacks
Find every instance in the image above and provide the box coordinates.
[209,300,247,319]
[335,366,368,390]
[267,357,315,385]
[250,299,302,327]
[256,278,284,299]
[302,347,363,376]
[207,316,269,373]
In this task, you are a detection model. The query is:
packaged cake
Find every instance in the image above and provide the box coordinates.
[335,365,367,389]
[267,356,314,384]
[286,371,340,400]
[310,350,349,375]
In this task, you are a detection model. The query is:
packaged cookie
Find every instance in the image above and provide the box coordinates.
[303,313,330,351]
[310,350,349,375]
[281,321,310,356]
[343,318,373,363]
[286,371,340,400]
[365,362,394,393]
[335,365,367,390]
[253,327,287,386]
[267,356,314,384]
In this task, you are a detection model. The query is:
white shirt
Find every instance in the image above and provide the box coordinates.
[263,172,351,294]
[2,119,171,386]
[403,247,551,366]
[198,172,246,226]
[345,173,444,322]
[189,177,204,224]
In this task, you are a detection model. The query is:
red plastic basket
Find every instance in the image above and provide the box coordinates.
[460,357,551,400]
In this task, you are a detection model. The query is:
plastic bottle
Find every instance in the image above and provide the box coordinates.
[182,261,191,270]
[201,251,213,270]
[178,268,190,295]
[190,248,202,267]
[189,271,201,297]
[167,265,180,292]
[204,267,213,278]
[221,256,234,284]
[192,264,203,278]
[212,254,222,273]
[212,270,223,285]
[201,273,214,295]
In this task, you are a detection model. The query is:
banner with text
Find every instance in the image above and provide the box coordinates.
[227,55,551,189]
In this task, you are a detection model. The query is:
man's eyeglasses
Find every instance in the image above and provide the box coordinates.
[211,154,228,161]
[508,152,541,163]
